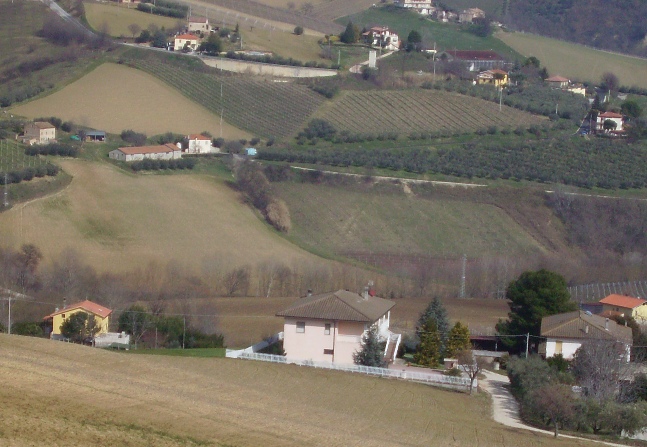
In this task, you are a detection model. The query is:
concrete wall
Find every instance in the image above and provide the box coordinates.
[200,57,338,78]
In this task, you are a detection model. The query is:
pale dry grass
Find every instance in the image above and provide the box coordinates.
[84,2,181,37]
[11,63,250,139]
[0,159,320,273]
[497,31,647,89]
[0,335,598,447]
[240,26,326,62]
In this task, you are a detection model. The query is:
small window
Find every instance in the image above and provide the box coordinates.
[324,349,334,355]
[324,324,331,335]
[61,314,65,319]
[296,321,305,333]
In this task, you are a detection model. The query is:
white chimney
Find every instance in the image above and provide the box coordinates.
[605,318,609,331]
[585,325,589,334]
[363,286,369,300]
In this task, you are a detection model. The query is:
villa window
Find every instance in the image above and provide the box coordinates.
[296,321,305,333]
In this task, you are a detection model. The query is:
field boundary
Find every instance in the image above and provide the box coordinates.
[226,350,473,391]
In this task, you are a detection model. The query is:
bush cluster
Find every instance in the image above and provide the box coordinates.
[25,143,78,157]
[137,0,188,18]
[121,129,147,147]
[0,164,59,185]
[130,158,196,171]
[0,85,46,107]
[296,119,398,145]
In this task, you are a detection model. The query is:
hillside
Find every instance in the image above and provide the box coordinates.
[0,159,319,273]
[10,62,250,138]
[0,335,597,447]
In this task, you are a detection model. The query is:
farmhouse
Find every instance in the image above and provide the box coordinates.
[363,26,400,51]
[44,300,112,340]
[276,289,400,365]
[599,294,647,322]
[394,0,435,15]
[596,111,624,133]
[109,144,182,162]
[185,134,213,154]
[545,75,570,89]
[439,50,507,71]
[174,34,199,52]
[539,310,633,361]
[22,121,56,145]
[458,7,485,23]
[476,69,508,87]
[188,17,210,34]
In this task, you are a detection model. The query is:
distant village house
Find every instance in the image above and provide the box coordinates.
[108,144,182,162]
[22,121,56,145]
[599,294,647,322]
[188,17,210,34]
[458,7,485,23]
[363,26,400,51]
[394,0,435,15]
[185,134,213,154]
[596,111,624,134]
[545,75,570,89]
[476,69,508,87]
[44,300,112,340]
[276,289,400,365]
[174,34,199,52]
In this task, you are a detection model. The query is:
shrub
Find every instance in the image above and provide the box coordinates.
[294,26,304,35]
[265,199,291,232]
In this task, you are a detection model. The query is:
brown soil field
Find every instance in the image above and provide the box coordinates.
[84,2,181,37]
[0,334,598,447]
[11,63,250,139]
[0,159,320,273]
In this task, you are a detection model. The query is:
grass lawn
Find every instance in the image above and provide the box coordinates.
[497,31,647,89]
[338,6,519,59]
[125,347,226,357]
[83,2,181,37]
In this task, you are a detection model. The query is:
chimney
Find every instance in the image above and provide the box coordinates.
[605,318,609,331]
[307,289,312,297]
[585,325,589,334]
[63,298,67,309]
[363,286,369,300]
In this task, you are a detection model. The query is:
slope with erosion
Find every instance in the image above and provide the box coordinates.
[0,159,321,273]
[0,335,599,447]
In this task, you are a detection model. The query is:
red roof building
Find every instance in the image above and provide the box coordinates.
[599,294,647,320]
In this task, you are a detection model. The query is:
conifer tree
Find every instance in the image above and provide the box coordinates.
[414,318,441,367]
[416,296,450,354]
[353,324,386,367]
[445,321,471,358]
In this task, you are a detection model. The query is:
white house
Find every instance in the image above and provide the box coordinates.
[459,8,485,23]
[22,121,56,145]
[597,111,624,133]
[363,26,399,51]
[188,17,210,34]
[395,0,435,15]
[108,144,182,162]
[185,134,213,154]
[540,310,633,361]
[276,289,399,365]
[174,34,199,52]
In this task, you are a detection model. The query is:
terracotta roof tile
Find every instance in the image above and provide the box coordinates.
[276,290,395,322]
[546,75,569,82]
[117,144,178,155]
[599,294,646,309]
[45,300,112,319]
[187,134,211,140]
[175,34,199,40]
[599,112,623,119]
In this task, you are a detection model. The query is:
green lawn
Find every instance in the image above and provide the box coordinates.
[124,348,226,357]
[337,6,520,60]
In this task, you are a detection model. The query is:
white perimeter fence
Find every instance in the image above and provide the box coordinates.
[226,350,473,392]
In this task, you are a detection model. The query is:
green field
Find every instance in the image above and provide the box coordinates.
[1,335,598,447]
[315,89,543,135]
[121,49,325,139]
[83,2,182,37]
[274,181,547,258]
[497,31,647,89]
[338,6,519,59]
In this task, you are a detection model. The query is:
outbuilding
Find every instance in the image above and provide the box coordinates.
[108,143,182,162]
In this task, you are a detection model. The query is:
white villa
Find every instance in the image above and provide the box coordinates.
[363,26,400,51]
[185,134,214,154]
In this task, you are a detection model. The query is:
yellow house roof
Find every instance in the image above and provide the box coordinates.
[44,300,112,319]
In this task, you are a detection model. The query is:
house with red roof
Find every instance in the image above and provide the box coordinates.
[276,288,400,365]
[108,144,182,162]
[188,17,210,34]
[362,26,400,51]
[185,134,214,154]
[596,111,624,134]
[546,75,570,89]
[44,300,112,339]
[174,34,199,52]
[599,294,647,322]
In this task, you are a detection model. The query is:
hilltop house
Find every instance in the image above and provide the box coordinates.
[599,294,647,322]
[596,111,624,133]
[108,144,182,162]
[185,134,213,154]
[276,289,400,365]
[540,310,633,361]
[439,50,507,71]
[476,69,508,87]
[188,17,210,34]
[394,0,435,15]
[22,121,56,145]
[363,26,400,51]
[174,34,199,52]
[458,7,485,23]
[545,75,570,89]
[44,300,112,340]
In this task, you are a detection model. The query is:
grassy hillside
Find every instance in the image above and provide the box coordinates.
[273,180,550,258]
[0,335,597,447]
[83,2,182,37]
[0,159,318,272]
[120,49,325,139]
[11,63,249,139]
[339,6,519,59]
[497,31,647,89]
[440,0,506,17]
[315,89,543,135]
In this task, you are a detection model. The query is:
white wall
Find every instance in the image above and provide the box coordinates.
[545,338,581,360]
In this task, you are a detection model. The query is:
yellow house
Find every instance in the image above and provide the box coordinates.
[44,300,112,338]
[599,294,647,323]
[476,69,508,87]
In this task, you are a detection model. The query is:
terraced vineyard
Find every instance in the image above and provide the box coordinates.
[0,139,44,172]
[316,89,544,135]
[121,50,324,139]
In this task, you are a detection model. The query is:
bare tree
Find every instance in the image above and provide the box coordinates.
[572,339,631,403]
[457,349,487,394]
[531,383,576,437]
[128,23,141,39]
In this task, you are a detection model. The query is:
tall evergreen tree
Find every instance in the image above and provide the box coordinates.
[340,21,359,44]
[353,324,386,367]
[416,296,450,353]
[445,321,471,358]
[414,318,441,367]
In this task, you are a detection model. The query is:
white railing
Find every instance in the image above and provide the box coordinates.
[226,351,473,391]
[391,333,402,360]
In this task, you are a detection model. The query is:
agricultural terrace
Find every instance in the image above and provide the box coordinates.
[497,32,647,90]
[83,2,182,37]
[273,181,546,259]
[2,336,599,447]
[339,6,519,60]
[0,159,319,272]
[315,89,543,135]
[0,139,47,173]
[11,63,249,139]
[121,49,325,139]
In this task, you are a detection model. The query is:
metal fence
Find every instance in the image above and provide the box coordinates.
[226,350,472,391]
[569,280,647,302]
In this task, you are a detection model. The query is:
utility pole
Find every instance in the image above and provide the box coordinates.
[7,296,11,335]
[460,254,466,298]
[182,315,186,349]
[525,333,530,358]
